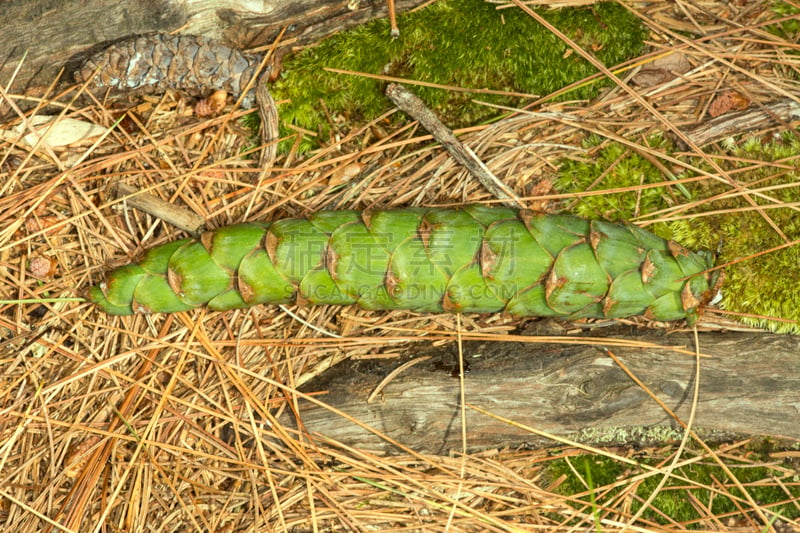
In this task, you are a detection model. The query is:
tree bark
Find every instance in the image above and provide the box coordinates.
[0,0,429,95]
[283,327,800,454]
[682,98,800,147]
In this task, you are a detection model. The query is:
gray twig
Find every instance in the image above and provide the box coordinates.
[115,183,206,235]
[385,83,523,207]
[683,97,800,146]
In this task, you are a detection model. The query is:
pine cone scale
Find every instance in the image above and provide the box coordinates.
[88,207,719,323]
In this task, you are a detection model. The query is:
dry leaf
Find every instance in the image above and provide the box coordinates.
[63,436,102,478]
[708,91,750,118]
[29,255,57,279]
[25,216,62,236]
[528,178,557,212]
[195,90,228,117]
[1,154,22,172]
[329,162,364,187]
[0,115,109,149]
[632,52,692,87]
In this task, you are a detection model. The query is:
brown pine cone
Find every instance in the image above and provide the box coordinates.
[75,34,262,107]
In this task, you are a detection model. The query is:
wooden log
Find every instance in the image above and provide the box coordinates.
[282,328,800,454]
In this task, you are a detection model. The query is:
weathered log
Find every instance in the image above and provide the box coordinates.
[283,327,799,454]
[0,0,429,96]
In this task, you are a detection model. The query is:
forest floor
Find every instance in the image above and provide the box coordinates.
[1,0,800,531]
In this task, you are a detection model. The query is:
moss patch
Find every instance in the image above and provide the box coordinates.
[768,1,800,40]
[557,133,800,333]
[545,451,800,527]
[269,0,647,151]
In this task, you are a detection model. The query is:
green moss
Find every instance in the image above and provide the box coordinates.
[270,0,647,151]
[558,134,679,234]
[556,133,800,333]
[767,1,800,40]
[546,451,800,527]
[766,2,800,84]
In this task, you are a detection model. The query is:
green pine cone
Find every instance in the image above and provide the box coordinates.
[88,206,720,323]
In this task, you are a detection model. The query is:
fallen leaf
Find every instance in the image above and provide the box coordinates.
[632,52,692,87]
[329,162,364,187]
[25,216,62,235]
[195,90,228,117]
[29,255,57,279]
[0,115,109,149]
[528,178,557,212]
[708,90,750,118]
[63,436,102,478]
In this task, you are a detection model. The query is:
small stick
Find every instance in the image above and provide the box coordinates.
[385,83,522,207]
[114,183,206,235]
[256,72,279,172]
[683,98,800,146]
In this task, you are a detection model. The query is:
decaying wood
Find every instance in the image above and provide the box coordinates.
[281,328,800,454]
[683,98,800,146]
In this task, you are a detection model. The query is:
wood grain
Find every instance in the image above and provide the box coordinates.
[683,98,800,146]
[280,328,800,454]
